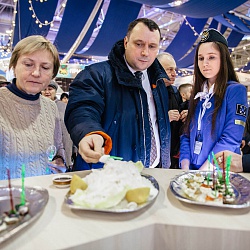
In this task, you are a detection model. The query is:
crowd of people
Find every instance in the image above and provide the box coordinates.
[0,18,249,180]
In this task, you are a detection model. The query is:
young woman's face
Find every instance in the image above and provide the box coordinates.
[14,50,54,95]
[198,42,221,85]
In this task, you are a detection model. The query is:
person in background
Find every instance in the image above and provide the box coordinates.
[157,52,188,169]
[0,35,66,180]
[178,83,193,111]
[65,18,171,170]
[41,80,58,101]
[0,75,10,88]
[60,92,69,104]
[180,28,247,170]
[41,80,74,168]
[215,150,250,173]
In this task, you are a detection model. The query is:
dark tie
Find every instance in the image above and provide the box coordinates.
[134,71,157,166]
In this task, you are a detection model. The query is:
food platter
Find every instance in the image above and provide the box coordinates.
[65,174,159,213]
[0,186,49,244]
[170,171,250,209]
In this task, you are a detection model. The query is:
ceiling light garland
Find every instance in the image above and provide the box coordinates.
[28,0,67,28]
[183,16,199,36]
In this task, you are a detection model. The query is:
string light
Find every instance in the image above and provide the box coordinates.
[28,0,67,28]
[183,16,199,36]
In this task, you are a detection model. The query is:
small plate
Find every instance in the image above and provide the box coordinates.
[0,185,49,244]
[170,171,250,209]
[65,174,159,213]
[52,175,72,188]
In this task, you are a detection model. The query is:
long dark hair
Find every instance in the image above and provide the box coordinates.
[183,42,239,135]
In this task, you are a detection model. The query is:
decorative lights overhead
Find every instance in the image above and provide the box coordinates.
[183,16,199,36]
[28,0,67,28]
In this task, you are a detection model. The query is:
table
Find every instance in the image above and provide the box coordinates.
[1,169,250,250]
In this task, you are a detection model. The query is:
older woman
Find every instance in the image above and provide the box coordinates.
[0,35,66,180]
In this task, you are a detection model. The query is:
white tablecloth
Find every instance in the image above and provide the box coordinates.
[1,169,250,250]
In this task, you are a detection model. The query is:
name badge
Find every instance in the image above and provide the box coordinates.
[194,141,202,155]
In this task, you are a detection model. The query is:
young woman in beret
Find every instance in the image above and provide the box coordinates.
[180,28,247,170]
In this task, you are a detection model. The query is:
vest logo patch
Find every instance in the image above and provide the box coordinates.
[236,104,247,117]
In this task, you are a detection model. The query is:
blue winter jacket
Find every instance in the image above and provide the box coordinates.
[65,40,171,170]
[180,81,247,169]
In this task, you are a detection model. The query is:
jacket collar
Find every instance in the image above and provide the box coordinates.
[108,40,168,87]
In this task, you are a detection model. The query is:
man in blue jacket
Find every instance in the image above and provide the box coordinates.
[65,18,171,170]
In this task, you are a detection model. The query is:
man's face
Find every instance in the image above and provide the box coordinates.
[160,56,177,86]
[124,22,160,72]
[41,86,57,101]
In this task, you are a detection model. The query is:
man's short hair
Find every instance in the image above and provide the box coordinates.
[178,83,193,93]
[127,18,161,39]
[156,52,174,61]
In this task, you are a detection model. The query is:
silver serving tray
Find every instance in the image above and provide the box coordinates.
[65,174,159,213]
[0,185,49,244]
[170,171,250,209]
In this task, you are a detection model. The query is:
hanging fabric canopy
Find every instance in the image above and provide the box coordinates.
[10,0,250,69]
[78,0,142,56]
[165,17,207,61]
[130,0,247,18]
[54,0,102,54]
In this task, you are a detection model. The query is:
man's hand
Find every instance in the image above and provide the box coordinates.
[180,110,188,122]
[168,109,180,122]
[241,139,246,148]
[215,150,243,173]
[78,134,104,163]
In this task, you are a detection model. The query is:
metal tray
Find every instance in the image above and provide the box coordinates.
[65,174,159,213]
[0,185,49,244]
[170,171,250,209]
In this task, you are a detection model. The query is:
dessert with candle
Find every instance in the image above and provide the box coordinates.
[0,167,30,234]
[181,172,236,204]
[181,153,236,206]
[69,159,158,209]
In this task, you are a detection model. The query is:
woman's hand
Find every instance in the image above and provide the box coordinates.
[48,157,66,174]
[180,159,190,170]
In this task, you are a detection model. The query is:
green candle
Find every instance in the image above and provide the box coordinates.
[21,164,26,205]
[207,155,210,186]
[212,151,222,180]
[226,155,231,186]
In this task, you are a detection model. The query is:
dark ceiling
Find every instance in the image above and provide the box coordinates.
[1,0,250,71]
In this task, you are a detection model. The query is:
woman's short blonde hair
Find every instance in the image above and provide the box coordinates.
[9,35,60,79]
